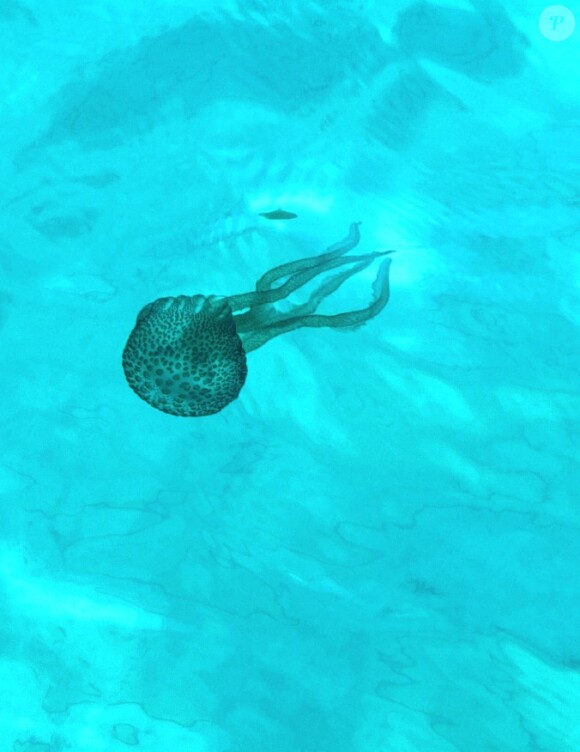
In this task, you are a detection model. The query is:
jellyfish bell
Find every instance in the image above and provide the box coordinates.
[122,294,247,417]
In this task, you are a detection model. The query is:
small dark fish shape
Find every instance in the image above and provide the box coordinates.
[259,209,298,220]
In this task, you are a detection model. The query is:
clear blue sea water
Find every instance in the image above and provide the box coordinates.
[1,1,579,750]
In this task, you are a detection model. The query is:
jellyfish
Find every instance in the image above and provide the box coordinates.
[122,223,394,417]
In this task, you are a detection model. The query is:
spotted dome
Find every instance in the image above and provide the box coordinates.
[122,294,248,417]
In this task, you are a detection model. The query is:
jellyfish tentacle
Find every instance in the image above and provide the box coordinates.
[271,258,374,321]
[302,256,393,329]
[228,250,383,313]
[254,222,361,292]
[238,256,393,353]
[233,253,385,335]
[234,259,372,336]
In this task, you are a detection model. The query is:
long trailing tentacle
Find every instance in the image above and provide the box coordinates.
[233,253,387,333]
[254,222,362,292]
[227,250,388,313]
[238,256,394,353]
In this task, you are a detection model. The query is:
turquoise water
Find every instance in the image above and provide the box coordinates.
[1,2,579,750]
